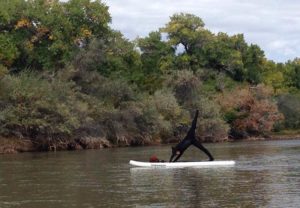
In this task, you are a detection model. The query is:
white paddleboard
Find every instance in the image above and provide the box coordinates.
[129,160,235,168]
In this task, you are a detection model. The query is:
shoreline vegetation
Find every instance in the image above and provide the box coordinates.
[1,134,300,154]
[1,1,300,154]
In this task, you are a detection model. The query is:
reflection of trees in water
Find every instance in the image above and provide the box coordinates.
[171,168,271,207]
[229,170,271,207]
[1,140,299,207]
[130,167,272,207]
[261,149,300,207]
[129,168,178,206]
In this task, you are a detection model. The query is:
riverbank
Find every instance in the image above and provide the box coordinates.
[268,131,300,140]
[0,136,113,154]
[1,133,300,154]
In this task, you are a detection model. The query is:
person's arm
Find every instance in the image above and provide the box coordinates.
[169,154,175,162]
[173,152,183,162]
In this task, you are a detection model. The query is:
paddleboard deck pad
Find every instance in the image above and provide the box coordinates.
[129,160,235,168]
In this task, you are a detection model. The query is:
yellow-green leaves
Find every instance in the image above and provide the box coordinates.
[1,0,111,71]
[161,13,205,53]
[0,34,20,67]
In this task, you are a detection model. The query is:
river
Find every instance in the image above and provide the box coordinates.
[0,140,299,208]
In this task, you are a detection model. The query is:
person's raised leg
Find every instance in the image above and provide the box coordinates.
[186,110,199,139]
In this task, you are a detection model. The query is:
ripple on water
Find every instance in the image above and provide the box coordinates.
[0,140,299,208]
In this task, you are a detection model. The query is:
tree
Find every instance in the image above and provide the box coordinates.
[285,58,300,90]
[160,13,213,71]
[164,70,201,106]
[137,31,175,92]
[243,44,265,84]
[160,13,205,54]
[277,93,300,129]
[138,31,175,74]
[262,60,286,94]
[0,0,111,71]
[203,33,246,81]
[160,13,265,83]
[72,31,142,81]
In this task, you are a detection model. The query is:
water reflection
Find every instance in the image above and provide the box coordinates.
[0,140,299,208]
[129,167,270,207]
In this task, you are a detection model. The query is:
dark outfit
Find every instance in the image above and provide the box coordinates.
[169,110,214,162]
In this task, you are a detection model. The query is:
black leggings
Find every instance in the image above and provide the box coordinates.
[170,110,214,162]
[192,139,214,161]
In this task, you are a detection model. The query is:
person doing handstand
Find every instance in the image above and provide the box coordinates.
[169,110,214,162]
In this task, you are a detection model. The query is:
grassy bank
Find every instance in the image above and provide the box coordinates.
[0,136,113,154]
[0,137,35,154]
[2,132,300,154]
[268,130,300,140]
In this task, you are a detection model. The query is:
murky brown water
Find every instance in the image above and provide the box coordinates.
[0,140,299,208]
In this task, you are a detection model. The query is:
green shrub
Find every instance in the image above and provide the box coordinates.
[165,70,202,106]
[0,72,88,139]
[195,98,229,141]
[277,94,300,129]
[153,89,182,120]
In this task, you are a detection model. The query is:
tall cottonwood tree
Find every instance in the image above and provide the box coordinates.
[0,0,111,71]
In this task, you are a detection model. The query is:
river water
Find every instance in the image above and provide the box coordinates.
[0,140,299,208]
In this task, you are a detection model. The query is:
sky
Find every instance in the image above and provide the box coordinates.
[102,0,300,63]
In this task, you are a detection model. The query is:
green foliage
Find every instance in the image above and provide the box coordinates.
[0,72,83,138]
[137,31,175,92]
[0,0,111,71]
[161,13,205,53]
[159,13,268,84]
[277,93,300,129]
[98,79,136,108]
[0,10,300,152]
[0,34,20,67]
[73,32,142,80]
[243,44,265,84]
[204,33,246,79]
[285,59,300,90]
[0,65,8,79]
[138,31,175,73]
[153,89,182,120]
[165,70,201,106]
[161,70,229,141]
[262,61,286,94]
[160,13,212,71]
[196,97,229,142]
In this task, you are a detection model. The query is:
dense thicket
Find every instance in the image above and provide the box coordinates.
[0,1,299,152]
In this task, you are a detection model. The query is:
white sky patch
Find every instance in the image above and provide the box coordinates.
[268,40,299,57]
[103,0,300,63]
